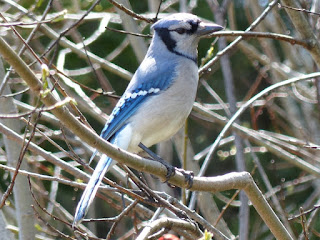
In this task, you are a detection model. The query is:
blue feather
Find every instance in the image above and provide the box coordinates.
[99,62,176,142]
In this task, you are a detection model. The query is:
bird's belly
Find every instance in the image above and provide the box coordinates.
[139,106,188,146]
[128,83,197,152]
[128,106,189,153]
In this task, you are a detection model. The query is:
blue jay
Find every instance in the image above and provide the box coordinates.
[73,13,223,226]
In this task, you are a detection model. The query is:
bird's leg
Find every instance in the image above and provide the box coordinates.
[138,142,194,188]
[138,142,175,180]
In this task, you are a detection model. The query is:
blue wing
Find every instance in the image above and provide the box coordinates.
[99,62,177,142]
[89,61,177,162]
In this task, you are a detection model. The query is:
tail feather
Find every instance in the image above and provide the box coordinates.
[73,124,132,227]
[88,149,98,165]
[73,154,112,227]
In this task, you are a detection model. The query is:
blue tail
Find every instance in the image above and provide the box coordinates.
[73,154,112,227]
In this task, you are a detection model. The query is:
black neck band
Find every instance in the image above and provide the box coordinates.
[156,28,197,64]
[171,49,197,64]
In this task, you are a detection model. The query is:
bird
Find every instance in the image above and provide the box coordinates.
[73,13,223,226]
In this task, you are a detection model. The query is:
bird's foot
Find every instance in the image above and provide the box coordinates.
[157,158,176,182]
[138,143,194,187]
[138,142,175,182]
[174,168,194,189]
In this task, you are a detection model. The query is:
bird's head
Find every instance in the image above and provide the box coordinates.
[151,13,223,62]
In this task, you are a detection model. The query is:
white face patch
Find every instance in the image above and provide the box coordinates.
[168,22,191,31]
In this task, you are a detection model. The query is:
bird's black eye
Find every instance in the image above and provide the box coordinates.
[174,28,186,34]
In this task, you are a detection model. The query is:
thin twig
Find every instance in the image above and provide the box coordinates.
[289,205,320,221]
[105,26,152,38]
[0,163,113,190]
[0,19,53,27]
[48,61,119,98]
[209,30,312,49]
[107,0,155,23]
[0,97,76,119]
[0,87,29,98]
[106,200,139,240]
[43,0,102,57]
[299,207,309,240]
[278,3,320,16]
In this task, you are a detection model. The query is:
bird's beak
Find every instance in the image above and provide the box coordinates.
[197,22,224,37]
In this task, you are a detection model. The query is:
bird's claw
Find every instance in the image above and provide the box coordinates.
[178,168,194,189]
[163,164,175,183]
[138,142,194,187]
[165,167,194,189]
